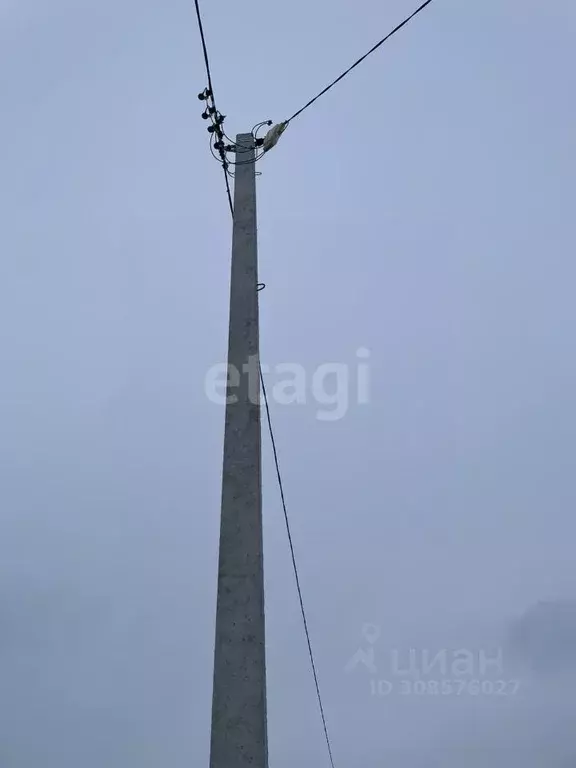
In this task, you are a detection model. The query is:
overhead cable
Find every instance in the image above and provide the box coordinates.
[259,365,336,768]
[193,0,234,213]
[286,0,436,124]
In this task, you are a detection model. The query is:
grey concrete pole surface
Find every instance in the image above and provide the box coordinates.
[209,134,268,768]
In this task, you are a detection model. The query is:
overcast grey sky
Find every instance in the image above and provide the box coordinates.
[1,0,575,765]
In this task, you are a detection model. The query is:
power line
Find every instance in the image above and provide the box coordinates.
[223,165,233,215]
[193,0,234,215]
[220,187,335,762]
[193,0,214,97]
[259,365,336,768]
[286,0,436,124]
[220,171,335,766]
[219,156,335,759]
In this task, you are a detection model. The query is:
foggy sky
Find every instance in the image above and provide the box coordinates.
[1,0,575,765]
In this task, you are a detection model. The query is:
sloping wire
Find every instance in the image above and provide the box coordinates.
[259,366,336,768]
[287,0,435,123]
[193,0,233,213]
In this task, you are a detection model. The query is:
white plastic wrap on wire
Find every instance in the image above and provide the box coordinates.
[262,122,288,153]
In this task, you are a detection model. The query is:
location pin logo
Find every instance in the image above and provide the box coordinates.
[362,624,381,645]
[345,623,380,673]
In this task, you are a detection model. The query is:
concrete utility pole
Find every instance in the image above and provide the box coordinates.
[209,134,268,768]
